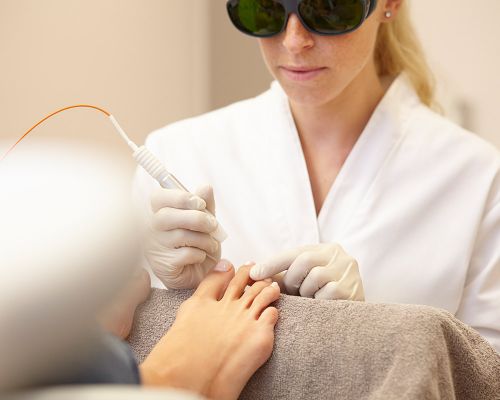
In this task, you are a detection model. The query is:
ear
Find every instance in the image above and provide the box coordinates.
[376,0,404,22]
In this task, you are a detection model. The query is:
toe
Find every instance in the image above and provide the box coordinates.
[259,306,279,326]
[250,283,281,319]
[193,259,235,300]
[240,280,272,307]
[222,265,253,300]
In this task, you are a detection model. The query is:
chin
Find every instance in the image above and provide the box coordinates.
[279,80,339,108]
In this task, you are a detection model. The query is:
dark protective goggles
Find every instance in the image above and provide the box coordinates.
[227,0,378,37]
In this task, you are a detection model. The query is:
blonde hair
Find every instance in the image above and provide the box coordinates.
[374,2,438,110]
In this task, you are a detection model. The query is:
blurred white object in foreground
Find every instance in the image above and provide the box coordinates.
[0,140,142,390]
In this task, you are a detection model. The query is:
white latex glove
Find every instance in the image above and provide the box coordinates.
[146,184,221,289]
[250,244,364,300]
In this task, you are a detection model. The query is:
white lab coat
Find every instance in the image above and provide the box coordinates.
[134,75,500,352]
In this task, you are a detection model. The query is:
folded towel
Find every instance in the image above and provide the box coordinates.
[128,289,500,400]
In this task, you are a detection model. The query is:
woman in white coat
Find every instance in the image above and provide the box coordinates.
[135,0,500,352]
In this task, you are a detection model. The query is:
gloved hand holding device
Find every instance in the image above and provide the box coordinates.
[146,185,222,289]
[250,244,364,300]
[0,105,227,291]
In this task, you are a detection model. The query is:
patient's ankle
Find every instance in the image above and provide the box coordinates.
[139,353,213,397]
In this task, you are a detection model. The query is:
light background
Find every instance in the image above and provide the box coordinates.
[0,0,498,174]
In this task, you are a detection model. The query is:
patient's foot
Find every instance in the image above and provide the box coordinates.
[98,268,151,339]
[140,261,280,400]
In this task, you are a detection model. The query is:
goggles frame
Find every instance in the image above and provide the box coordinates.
[226,0,378,38]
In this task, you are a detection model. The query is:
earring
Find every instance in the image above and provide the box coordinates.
[385,10,392,18]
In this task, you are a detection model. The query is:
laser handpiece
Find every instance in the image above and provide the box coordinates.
[1,105,227,244]
[108,115,228,244]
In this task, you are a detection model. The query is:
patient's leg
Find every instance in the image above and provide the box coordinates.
[139,262,280,400]
[98,268,151,339]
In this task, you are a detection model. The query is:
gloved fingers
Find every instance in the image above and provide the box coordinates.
[153,207,218,233]
[250,247,306,281]
[151,187,206,213]
[314,262,365,300]
[250,283,281,319]
[154,229,219,254]
[147,247,212,290]
[300,259,363,299]
[193,259,235,300]
[299,265,338,298]
[241,280,273,308]
[282,251,331,295]
[297,245,356,297]
[146,251,186,289]
[170,246,208,268]
[314,281,350,300]
[194,184,216,215]
[258,306,279,326]
[222,265,253,300]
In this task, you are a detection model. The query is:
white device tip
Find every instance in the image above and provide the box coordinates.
[109,115,138,152]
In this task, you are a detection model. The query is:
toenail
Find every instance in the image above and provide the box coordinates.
[214,260,230,272]
[243,261,255,266]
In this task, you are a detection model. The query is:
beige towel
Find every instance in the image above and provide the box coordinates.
[128,289,500,400]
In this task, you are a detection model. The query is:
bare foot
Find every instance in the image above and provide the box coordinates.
[139,261,280,400]
[98,268,151,339]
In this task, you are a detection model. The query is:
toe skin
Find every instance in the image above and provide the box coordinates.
[250,285,281,319]
[259,306,279,326]
[193,260,235,300]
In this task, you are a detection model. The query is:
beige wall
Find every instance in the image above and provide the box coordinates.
[208,0,272,110]
[410,0,500,148]
[1,0,498,176]
[0,0,215,172]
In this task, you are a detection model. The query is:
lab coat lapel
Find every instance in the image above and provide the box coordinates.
[266,82,320,248]
[318,77,416,242]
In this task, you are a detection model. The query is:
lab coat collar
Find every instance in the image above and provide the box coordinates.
[266,75,420,245]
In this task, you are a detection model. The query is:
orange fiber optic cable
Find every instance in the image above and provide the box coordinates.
[1,104,229,243]
[1,105,111,161]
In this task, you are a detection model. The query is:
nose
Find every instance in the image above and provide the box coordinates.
[282,14,314,53]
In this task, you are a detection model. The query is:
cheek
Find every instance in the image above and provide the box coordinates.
[324,24,379,77]
[314,35,377,103]
[258,39,281,77]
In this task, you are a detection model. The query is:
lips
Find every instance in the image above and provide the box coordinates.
[279,66,326,81]
[283,66,323,72]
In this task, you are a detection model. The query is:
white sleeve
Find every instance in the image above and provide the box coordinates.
[456,198,500,353]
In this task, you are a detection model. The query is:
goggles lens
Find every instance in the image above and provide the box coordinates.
[299,0,364,34]
[227,0,368,37]
[227,0,287,37]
